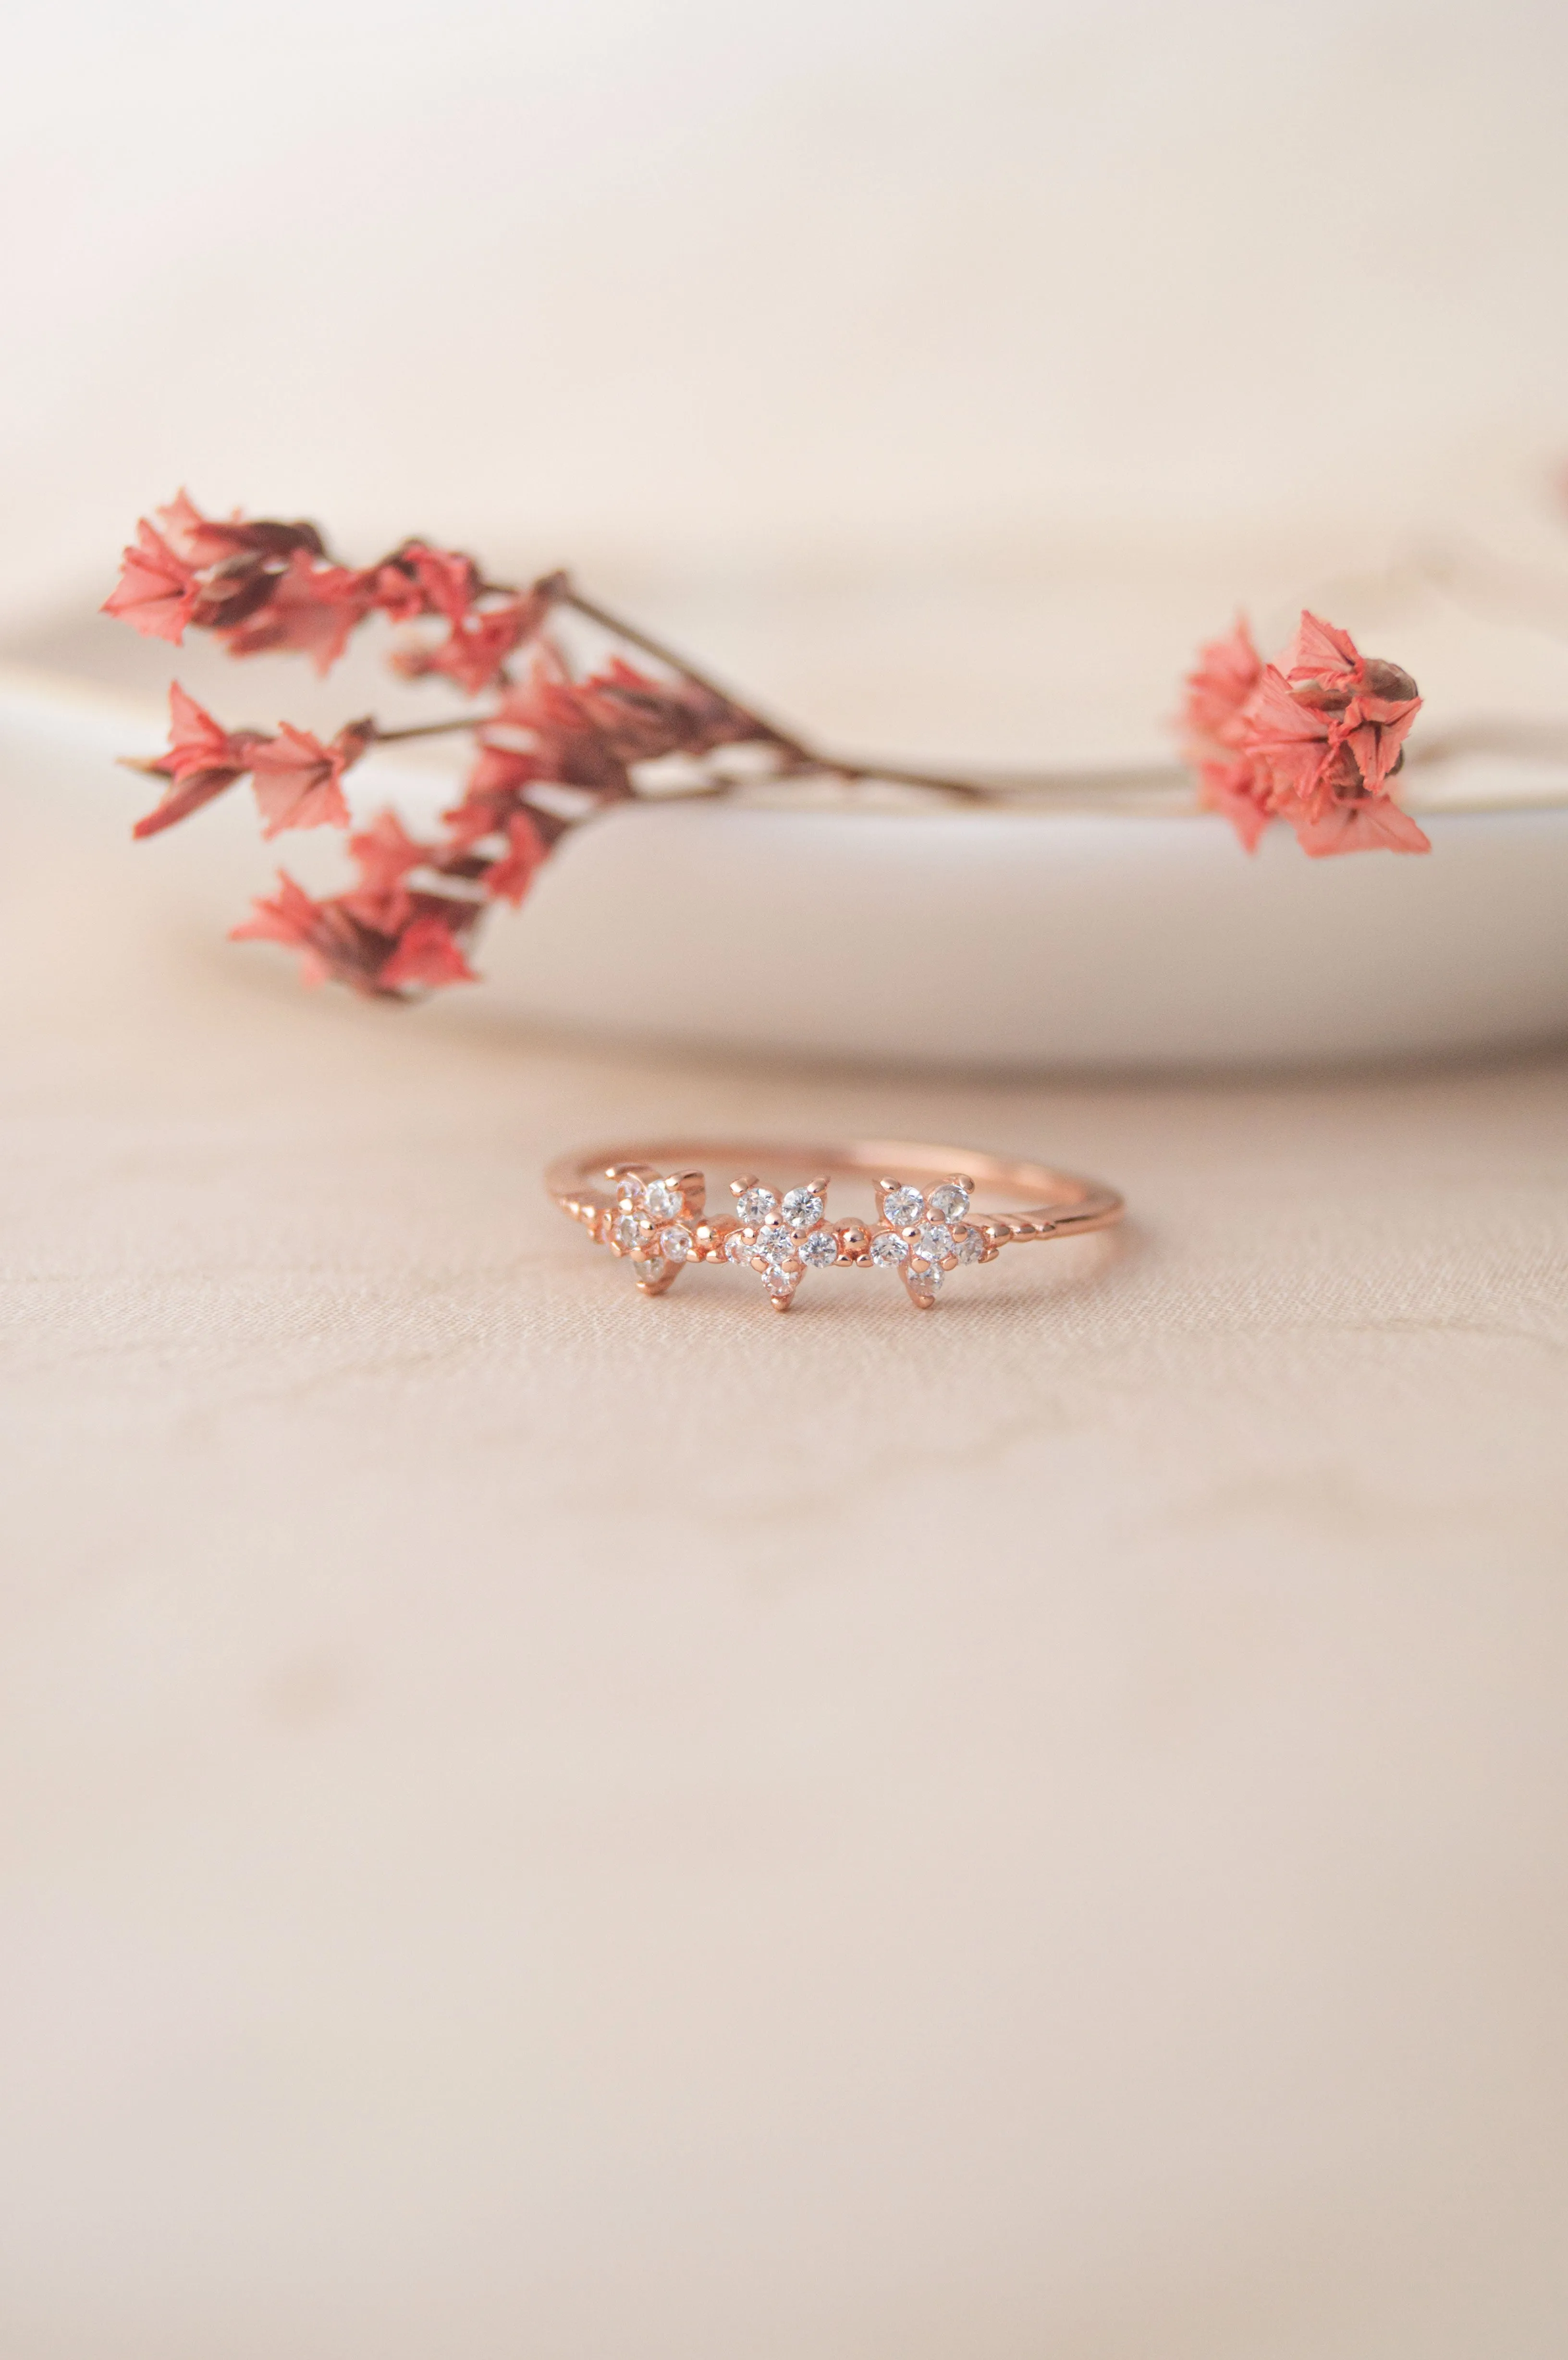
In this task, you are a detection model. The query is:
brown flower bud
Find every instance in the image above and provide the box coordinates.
[1360,658,1419,702]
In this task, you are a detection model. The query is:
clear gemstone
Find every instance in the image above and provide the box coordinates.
[913,1223,955,1266]
[632,1259,665,1285]
[646,1178,683,1220]
[723,1229,753,1264]
[927,1181,970,1221]
[763,1264,797,1294]
[615,1176,646,1212]
[870,1230,909,1265]
[908,1261,944,1295]
[781,1186,824,1230]
[658,1224,693,1262]
[953,1222,984,1264]
[800,1226,839,1267]
[882,1185,924,1227]
[756,1222,793,1261]
[735,1186,777,1224]
[614,1213,649,1254]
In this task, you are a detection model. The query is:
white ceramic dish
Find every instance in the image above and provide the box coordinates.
[8,665,1568,1070]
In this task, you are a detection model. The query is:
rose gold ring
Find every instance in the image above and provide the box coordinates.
[545,1139,1124,1312]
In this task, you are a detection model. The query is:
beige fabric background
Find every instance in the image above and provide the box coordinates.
[4,3,1568,2355]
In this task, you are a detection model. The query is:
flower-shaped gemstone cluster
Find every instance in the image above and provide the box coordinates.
[590,1164,998,1310]
[720,1174,855,1310]
[602,1164,705,1293]
[867,1174,991,1306]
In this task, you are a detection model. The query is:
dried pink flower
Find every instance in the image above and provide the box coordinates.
[378,547,552,692]
[483,811,551,906]
[232,873,480,996]
[396,597,533,696]
[1241,612,1427,857]
[377,542,483,624]
[123,683,267,837]
[156,488,326,570]
[102,520,201,644]
[230,873,390,994]
[380,913,479,990]
[439,744,579,877]
[218,551,378,675]
[339,809,429,934]
[247,720,372,837]
[1180,610,1428,857]
[1179,617,1271,852]
[105,494,341,650]
[488,653,635,796]
[155,489,252,567]
[567,655,764,762]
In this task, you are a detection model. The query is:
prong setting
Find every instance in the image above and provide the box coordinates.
[714,1172,852,1306]
[603,1164,707,1291]
[866,1175,986,1306]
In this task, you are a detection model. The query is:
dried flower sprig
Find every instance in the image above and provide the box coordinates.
[106,492,1432,999]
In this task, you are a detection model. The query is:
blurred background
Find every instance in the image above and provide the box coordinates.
[5,9,1568,2360]
[8,0,1568,759]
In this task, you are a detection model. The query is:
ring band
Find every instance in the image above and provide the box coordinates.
[545,1139,1124,1311]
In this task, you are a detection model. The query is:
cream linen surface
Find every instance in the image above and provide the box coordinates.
[3,678,1568,2360]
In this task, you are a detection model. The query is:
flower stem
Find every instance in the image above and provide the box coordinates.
[370,713,1182,801]
[552,578,816,762]
[372,716,489,743]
